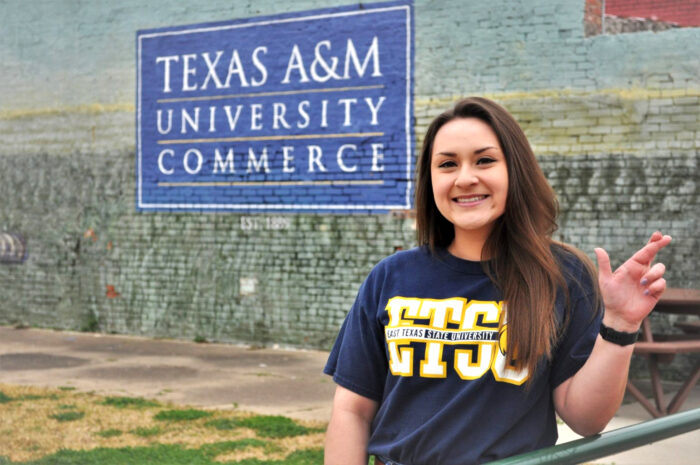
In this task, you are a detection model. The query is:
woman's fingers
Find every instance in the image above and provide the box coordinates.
[644,277,667,298]
[641,262,666,297]
[594,248,613,281]
[630,234,672,266]
[648,231,663,243]
[641,262,666,286]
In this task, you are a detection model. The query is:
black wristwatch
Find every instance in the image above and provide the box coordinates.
[599,322,640,346]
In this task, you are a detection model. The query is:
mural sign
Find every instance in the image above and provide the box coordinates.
[136,1,414,212]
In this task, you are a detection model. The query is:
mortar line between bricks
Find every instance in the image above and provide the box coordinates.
[415,88,700,107]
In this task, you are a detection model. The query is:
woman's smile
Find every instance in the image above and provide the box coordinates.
[453,194,489,205]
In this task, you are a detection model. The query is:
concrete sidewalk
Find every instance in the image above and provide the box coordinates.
[0,326,697,463]
[0,326,335,422]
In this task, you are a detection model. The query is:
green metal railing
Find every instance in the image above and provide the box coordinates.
[488,407,700,465]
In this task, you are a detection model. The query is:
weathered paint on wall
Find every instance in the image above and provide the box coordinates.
[0,0,698,378]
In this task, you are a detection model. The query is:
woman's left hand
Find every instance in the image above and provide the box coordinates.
[594,231,672,332]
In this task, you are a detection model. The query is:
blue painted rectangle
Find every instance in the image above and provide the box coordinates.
[136,1,414,212]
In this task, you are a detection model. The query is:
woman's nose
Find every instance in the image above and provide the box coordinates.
[454,166,478,187]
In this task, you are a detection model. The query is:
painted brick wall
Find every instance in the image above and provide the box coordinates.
[0,0,698,381]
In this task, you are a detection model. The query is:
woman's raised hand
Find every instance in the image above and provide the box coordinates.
[594,232,672,332]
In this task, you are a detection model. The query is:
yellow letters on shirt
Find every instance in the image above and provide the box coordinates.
[385,297,529,385]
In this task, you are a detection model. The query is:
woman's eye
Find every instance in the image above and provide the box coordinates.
[476,157,496,165]
[437,160,456,168]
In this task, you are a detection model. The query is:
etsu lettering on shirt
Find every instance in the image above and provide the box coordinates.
[385,297,529,385]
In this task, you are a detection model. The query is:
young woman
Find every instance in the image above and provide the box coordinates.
[324,97,671,465]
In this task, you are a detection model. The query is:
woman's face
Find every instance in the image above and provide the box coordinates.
[430,117,508,245]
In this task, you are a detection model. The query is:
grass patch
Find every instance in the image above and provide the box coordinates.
[207,415,315,438]
[238,416,315,438]
[0,444,323,465]
[16,395,47,401]
[49,411,84,422]
[0,391,47,403]
[205,418,239,430]
[102,396,159,409]
[2,444,212,465]
[130,426,161,437]
[200,438,269,456]
[154,408,212,421]
[0,384,325,463]
[234,448,324,464]
[58,386,76,391]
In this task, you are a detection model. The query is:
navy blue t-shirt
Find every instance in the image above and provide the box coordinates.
[324,246,601,465]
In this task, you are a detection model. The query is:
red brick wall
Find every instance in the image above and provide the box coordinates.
[606,0,700,27]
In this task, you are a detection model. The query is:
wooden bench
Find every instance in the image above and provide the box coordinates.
[626,289,700,418]
[635,339,700,354]
[675,320,700,334]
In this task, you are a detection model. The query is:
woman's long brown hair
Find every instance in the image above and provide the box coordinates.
[416,97,599,377]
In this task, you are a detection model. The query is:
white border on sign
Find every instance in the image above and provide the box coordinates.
[137,5,412,211]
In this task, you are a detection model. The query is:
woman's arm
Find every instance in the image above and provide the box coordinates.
[325,385,379,465]
[554,232,672,436]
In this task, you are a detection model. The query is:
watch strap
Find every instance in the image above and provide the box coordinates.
[599,321,639,346]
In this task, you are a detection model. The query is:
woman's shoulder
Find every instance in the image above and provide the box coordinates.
[354,247,433,299]
[551,242,593,274]
[374,245,432,272]
[551,241,599,296]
